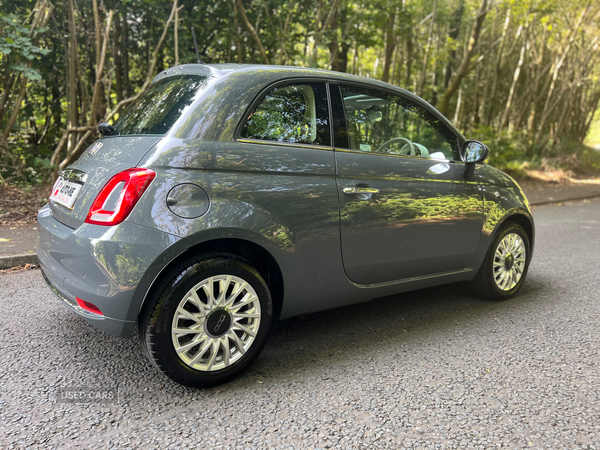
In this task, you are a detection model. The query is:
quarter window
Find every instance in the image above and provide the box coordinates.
[241,83,330,146]
[113,75,209,135]
[340,85,458,160]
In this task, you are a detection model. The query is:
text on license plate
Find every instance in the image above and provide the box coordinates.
[50,177,83,209]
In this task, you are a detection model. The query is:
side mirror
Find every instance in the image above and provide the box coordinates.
[460,140,489,180]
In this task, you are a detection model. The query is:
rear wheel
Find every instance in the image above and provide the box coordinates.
[472,223,531,300]
[140,253,273,387]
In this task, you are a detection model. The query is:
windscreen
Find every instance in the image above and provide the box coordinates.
[113,75,209,135]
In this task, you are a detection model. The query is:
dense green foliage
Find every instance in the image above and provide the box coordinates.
[1,0,599,185]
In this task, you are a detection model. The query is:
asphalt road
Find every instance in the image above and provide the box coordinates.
[2,198,600,449]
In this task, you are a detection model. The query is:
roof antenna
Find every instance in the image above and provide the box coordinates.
[191,26,203,64]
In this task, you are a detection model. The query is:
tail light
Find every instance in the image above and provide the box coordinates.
[85,168,155,226]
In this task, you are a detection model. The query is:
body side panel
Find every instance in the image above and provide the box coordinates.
[133,139,360,319]
[469,165,535,268]
[336,151,484,284]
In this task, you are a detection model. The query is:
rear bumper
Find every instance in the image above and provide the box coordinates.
[40,267,136,337]
[36,204,181,338]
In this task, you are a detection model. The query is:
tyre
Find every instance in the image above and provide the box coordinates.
[140,253,273,387]
[471,222,531,300]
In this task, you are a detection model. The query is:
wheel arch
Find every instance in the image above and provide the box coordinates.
[494,212,535,255]
[470,211,534,300]
[471,208,535,271]
[137,237,285,325]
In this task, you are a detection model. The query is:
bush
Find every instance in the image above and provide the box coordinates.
[469,126,600,179]
[469,126,531,175]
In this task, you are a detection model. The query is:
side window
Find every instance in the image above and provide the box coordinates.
[241,83,330,146]
[340,85,458,160]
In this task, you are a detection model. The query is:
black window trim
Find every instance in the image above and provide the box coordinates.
[234,77,334,151]
[326,82,349,150]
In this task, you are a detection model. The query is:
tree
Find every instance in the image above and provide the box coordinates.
[2,0,600,185]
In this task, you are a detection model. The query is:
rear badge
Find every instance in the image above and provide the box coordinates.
[89,142,103,155]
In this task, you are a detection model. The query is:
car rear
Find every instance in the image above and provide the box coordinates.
[37,71,215,337]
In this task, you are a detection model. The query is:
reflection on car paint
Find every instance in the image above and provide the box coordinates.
[427,162,450,175]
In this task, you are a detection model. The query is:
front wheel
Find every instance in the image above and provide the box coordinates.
[471,223,531,300]
[140,253,273,387]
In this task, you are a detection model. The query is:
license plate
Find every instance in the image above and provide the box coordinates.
[50,177,83,209]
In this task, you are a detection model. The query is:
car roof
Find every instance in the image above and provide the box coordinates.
[152,64,465,142]
[153,63,420,102]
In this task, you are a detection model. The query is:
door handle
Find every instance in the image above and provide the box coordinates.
[343,187,379,201]
[343,187,380,195]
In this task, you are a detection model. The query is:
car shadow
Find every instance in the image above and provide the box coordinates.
[49,273,549,400]
[244,273,548,383]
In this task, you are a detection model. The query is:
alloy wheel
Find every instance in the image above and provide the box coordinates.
[493,233,526,291]
[171,274,261,372]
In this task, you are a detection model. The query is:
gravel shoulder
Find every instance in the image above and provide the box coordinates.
[1,199,600,449]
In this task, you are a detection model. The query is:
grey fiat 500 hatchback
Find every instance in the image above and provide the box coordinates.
[38,64,534,387]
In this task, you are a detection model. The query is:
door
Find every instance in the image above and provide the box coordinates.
[331,83,484,285]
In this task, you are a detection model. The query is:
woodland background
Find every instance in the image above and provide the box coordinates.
[1,0,600,186]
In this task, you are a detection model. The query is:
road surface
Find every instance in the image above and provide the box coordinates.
[1,198,600,449]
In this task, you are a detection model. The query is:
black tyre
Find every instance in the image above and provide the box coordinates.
[140,253,273,387]
[471,222,531,300]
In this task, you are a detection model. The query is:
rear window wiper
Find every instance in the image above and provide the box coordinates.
[98,122,120,136]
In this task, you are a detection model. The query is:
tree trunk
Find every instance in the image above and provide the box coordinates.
[328,2,354,72]
[381,7,397,83]
[0,76,16,125]
[1,77,27,144]
[526,28,550,142]
[500,24,528,131]
[235,0,270,64]
[534,5,589,144]
[444,0,464,89]
[311,0,340,67]
[55,0,182,172]
[92,0,101,68]
[0,1,54,144]
[311,0,322,67]
[174,1,179,66]
[484,5,510,125]
[327,3,341,71]
[417,0,436,96]
[89,10,114,126]
[352,39,359,74]
[67,0,79,156]
[405,34,413,88]
[437,0,488,117]
[113,12,123,103]
[390,36,401,84]
[122,13,131,98]
[278,4,294,64]
[452,85,463,128]
[338,41,351,73]
[0,0,54,146]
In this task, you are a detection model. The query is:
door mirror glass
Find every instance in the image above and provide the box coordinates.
[460,140,489,163]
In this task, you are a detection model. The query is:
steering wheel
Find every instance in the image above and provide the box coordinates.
[375,137,414,155]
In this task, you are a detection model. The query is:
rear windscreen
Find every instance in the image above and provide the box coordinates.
[113,75,209,135]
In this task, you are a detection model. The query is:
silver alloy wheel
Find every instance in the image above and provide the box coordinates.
[171,274,261,372]
[493,232,526,291]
